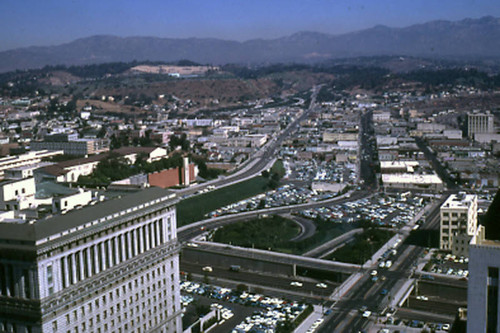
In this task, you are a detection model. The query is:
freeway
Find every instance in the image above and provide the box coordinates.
[180,262,337,300]
[174,85,323,198]
[178,90,378,242]
[185,241,360,274]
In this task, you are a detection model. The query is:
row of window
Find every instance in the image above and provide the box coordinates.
[54,218,171,291]
[0,264,33,298]
[52,261,179,333]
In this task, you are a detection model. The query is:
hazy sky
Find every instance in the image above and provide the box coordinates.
[1,0,499,51]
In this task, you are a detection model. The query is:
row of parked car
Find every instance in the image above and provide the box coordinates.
[180,281,310,332]
[299,193,426,226]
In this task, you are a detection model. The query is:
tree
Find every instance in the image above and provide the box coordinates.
[258,199,266,209]
[169,133,190,151]
[236,284,248,292]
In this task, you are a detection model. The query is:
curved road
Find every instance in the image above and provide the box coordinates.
[178,189,371,242]
[287,214,317,242]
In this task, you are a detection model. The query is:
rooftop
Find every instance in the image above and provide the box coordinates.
[0,187,177,243]
[382,173,442,184]
[441,193,477,210]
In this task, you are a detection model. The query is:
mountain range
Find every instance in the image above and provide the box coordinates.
[1,16,500,73]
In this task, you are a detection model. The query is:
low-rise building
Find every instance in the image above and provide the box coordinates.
[322,132,358,143]
[0,150,63,179]
[0,177,37,210]
[35,147,168,183]
[381,174,443,191]
[31,137,109,156]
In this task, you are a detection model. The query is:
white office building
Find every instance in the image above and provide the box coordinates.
[439,193,477,256]
[0,187,182,333]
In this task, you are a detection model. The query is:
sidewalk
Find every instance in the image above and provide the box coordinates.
[293,305,324,333]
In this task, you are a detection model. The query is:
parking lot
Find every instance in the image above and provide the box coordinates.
[423,251,469,279]
[180,281,311,332]
[372,317,452,332]
[206,184,338,218]
[298,192,427,227]
[288,158,356,184]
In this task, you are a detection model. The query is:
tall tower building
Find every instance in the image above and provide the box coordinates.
[0,187,182,333]
[467,111,494,138]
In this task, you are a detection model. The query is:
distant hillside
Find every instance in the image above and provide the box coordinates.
[1,16,500,72]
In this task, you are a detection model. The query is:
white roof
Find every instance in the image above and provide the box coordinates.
[382,173,442,184]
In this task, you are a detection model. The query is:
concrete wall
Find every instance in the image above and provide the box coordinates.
[468,243,500,333]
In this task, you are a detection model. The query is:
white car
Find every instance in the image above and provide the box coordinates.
[362,310,372,318]
[202,266,213,272]
[315,283,328,289]
[385,260,392,268]
[290,281,303,287]
[187,242,199,248]
[370,270,378,276]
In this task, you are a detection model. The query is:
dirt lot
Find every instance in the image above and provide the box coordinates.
[76,99,148,115]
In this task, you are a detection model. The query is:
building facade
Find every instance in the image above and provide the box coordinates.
[30,138,110,156]
[468,226,500,333]
[467,111,495,138]
[0,187,182,333]
[0,150,63,179]
[439,193,477,256]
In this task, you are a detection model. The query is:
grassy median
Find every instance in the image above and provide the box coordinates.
[177,176,269,226]
[211,215,300,251]
[326,228,394,264]
[210,215,353,255]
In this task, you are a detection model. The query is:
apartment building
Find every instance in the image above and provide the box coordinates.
[0,187,182,333]
[439,193,477,256]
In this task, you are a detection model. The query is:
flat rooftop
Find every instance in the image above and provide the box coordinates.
[0,187,177,243]
[382,173,442,184]
[441,193,477,210]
